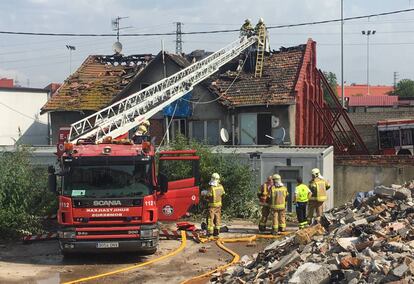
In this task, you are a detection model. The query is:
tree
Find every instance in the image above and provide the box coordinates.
[323,71,338,96]
[0,147,57,239]
[161,135,258,219]
[322,71,338,107]
[394,79,414,98]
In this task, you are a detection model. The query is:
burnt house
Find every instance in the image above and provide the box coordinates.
[41,54,153,143]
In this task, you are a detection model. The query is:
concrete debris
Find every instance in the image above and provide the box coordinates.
[211,181,414,283]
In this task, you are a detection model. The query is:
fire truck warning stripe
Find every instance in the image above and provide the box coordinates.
[62,230,187,284]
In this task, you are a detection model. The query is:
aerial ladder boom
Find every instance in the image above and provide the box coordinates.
[68,36,258,143]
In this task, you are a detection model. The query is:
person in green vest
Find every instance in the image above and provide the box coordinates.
[269,174,288,235]
[294,176,312,229]
[205,173,225,237]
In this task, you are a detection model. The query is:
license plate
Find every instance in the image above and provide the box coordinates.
[96,242,119,248]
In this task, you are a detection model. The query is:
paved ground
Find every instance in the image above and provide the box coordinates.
[0,220,286,284]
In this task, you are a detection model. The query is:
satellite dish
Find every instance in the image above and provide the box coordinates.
[113,41,123,54]
[274,127,286,145]
[220,128,229,143]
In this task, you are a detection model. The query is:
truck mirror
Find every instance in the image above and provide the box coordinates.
[48,166,57,193]
[158,173,168,194]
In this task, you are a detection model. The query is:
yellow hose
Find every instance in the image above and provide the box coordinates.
[62,231,187,284]
[181,233,291,284]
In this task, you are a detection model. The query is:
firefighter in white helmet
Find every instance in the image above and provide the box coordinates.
[240,19,254,37]
[308,168,330,224]
[254,17,266,35]
[269,174,288,235]
[205,172,225,236]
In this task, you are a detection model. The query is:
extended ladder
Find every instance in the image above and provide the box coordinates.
[254,25,266,78]
[68,36,258,143]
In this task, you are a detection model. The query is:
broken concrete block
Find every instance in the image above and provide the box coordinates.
[392,263,409,278]
[394,187,412,200]
[269,250,301,273]
[337,237,358,251]
[343,269,362,282]
[288,262,331,284]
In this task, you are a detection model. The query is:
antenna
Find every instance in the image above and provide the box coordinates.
[111,16,132,54]
[175,22,183,54]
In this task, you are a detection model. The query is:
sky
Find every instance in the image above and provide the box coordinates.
[1,0,414,88]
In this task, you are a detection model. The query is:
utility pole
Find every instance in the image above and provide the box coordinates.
[361,30,376,95]
[66,45,76,74]
[341,0,344,107]
[175,22,183,54]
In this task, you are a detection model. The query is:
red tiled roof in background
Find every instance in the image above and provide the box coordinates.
[348,95,398,107]
[0,78,14,88]
[337,85,394,97]
[44,83,62,95]
[209,43,308,107]
[41,54,153,114]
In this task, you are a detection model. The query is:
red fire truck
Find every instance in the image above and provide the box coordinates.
[377,119,414,155]
[47,34,259,255]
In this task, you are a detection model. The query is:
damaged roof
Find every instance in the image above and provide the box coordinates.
[209,43,308,107]
[41,54,153,113]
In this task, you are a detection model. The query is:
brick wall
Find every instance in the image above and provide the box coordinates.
[348,111,414,126]
[334,155,414,206]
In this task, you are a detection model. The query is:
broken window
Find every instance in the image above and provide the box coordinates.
[239,113,275,145]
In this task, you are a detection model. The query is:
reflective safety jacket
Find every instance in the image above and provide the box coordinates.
[295,184,311,203]
[207,184,225,208]
[269,185,288,210]
[257,182,272,206]
[309,177,330,202]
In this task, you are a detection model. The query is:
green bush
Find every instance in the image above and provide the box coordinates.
[161,135,259,219]
[0,147,57,239]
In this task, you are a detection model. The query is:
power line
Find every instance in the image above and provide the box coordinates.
[0,8,414,37]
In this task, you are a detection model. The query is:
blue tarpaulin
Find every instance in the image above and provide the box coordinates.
[162,92,192,117]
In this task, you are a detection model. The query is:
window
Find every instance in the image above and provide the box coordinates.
[401,129,413,146]
[239,113,274,145]
[168,118,186,141]
[190,120,220,145]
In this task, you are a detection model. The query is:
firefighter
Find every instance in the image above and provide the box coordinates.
[133,120,150,143]
[258,176,273,232]
[308,168,331,224]
[254,18,266,35]
[135,120,150,136]
[206,173,225,236]
[294,176,312,229]
[240,19,254,37]
[269,174,288,235]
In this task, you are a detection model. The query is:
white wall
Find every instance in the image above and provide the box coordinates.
[0,89,49,145]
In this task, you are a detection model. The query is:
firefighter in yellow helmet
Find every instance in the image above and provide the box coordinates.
[269,174,288,235]
[308,168,330,224]
[294,176,312,229]
[258,176,273,232]
[240,19,254,37]
[133,120,150,143]
[205,172,225,236]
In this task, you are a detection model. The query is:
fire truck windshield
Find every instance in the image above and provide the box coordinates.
[63,163,152,198]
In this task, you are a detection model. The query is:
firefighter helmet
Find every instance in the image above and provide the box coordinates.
[142,120,150,126]
[211,172,220,181]
[258,17,264,24]
[272,174,281,181]
[311,168,320,176]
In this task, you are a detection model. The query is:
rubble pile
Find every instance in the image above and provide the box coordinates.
[212,181,414,284]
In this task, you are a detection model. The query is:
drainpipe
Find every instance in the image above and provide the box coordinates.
[231,114,235,146]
